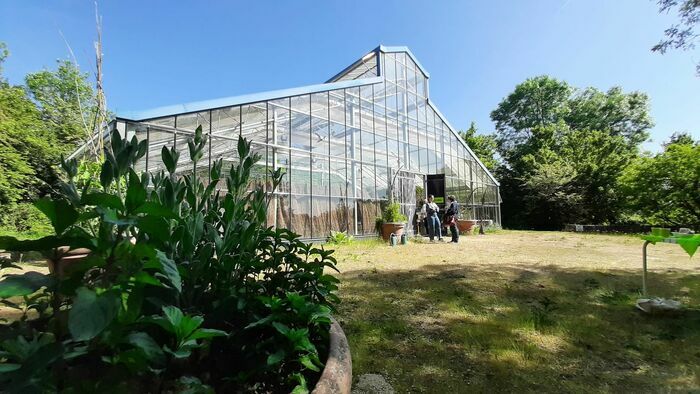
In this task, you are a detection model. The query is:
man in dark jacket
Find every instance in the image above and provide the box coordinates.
[445,195,460,243]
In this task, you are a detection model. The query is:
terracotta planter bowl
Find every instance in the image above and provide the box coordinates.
[457,219,478,233]
[380,222,405,241]
[312,317,352,394]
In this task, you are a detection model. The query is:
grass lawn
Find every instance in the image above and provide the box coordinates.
[332,231,700,393]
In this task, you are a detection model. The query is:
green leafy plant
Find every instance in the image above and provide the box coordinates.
[0,126,340,392]
[382,202,408,223]
[326,231,354,245]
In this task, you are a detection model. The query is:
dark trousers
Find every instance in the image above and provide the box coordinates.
[449,223,459,242]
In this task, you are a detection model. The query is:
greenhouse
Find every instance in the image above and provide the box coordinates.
[84,45,501,239]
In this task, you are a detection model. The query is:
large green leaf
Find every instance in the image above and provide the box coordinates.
[126,332,165,366]
[125,170,147,212]
[81,192,124,210]
[155,251,181,292]
[34,198,78,234]
[68,287,118,341]
[0,272,52,298]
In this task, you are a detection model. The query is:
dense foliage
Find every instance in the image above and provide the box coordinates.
[619,135,700,225]
[0,42,96,237]
[0,128,340,392]
[487,75,664,229]
[459,122,498,172]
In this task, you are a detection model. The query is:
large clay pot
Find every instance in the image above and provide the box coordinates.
[380,222,405,241]
[47,247,91,278]
[312,317,352,394]
[457,219,478,233]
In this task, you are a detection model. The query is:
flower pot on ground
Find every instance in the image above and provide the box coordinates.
[376,202,408,242]
[457,219,478,234]
[312,317,352,394]
[381,222,406,241]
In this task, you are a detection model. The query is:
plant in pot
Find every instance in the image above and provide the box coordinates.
[376,202,408,241]
[456,205,478,234]
[0,127,350,393]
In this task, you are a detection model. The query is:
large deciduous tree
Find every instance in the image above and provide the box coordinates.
[491,76,653,229]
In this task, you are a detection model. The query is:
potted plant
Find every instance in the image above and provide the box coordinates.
[376,202,408,241]
[456,206,478,233]
[0,127,349,393]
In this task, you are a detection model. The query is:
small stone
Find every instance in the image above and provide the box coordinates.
[352,374,394,394]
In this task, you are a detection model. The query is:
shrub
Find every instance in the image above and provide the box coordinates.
[0,127,340,393]
[326,231,353,245]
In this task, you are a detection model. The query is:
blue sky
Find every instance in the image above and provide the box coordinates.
[1,0,698,151]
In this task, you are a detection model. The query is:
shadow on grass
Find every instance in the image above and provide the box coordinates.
[336,263,700,393]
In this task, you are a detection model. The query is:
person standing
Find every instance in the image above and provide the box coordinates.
[417,199,427,236]
[421,195,443,242]
[445,195,460,243]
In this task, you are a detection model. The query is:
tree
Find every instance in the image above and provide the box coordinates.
[619,135,699,225]
[491,76,653,229]
[565,87,653,146]
[653,0,700,75]
[25,60,97,150]
[490,76,571,156]
[0,43,97,234]
[459,122,499,172]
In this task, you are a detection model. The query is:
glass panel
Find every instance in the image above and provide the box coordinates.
[356,200,379,235]
[290,152,311,194]
[384,53,396,82]
[345,88,360,128]
[290,112,311,150]
[362,164,375,199]
[311,92,328,119]
[291,94,310,114]
[274,148,290,193]
[361,131,374,165]
[291,195,311,238]
[312,155,330,196]
[312,196,331,238]
[276,194,290,230]
[147,128,175,174]
[374,132,387,166]
[330,197,348,232]
[241,103,267,144]
[330,158,346,197]
[376,166,388,199]
[329,90,345,123]
[269,100,290,147]
[176,111,209,132]
[311,117,329,155]
[330,121,346,157]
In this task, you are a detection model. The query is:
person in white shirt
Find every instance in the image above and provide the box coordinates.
[421,195,443,241]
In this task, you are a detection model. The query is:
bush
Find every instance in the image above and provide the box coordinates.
[326,231,353,245]
[0,203,53,239]
[382,202,407,223]
[0,127,340,393]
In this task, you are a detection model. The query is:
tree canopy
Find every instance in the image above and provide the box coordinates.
[620,136,699,226]
[459,122,498,172]
[490,76,654,229]
[0,42,97,234]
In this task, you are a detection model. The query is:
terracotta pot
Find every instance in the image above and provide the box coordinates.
[312,317,352,394]
[47,247,91,278]
[457,220,478,233]
[380,222,405,241]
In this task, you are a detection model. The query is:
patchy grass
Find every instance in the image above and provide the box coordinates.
[332,230,700,392]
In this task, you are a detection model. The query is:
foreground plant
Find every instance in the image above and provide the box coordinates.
[0,127,340,393]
